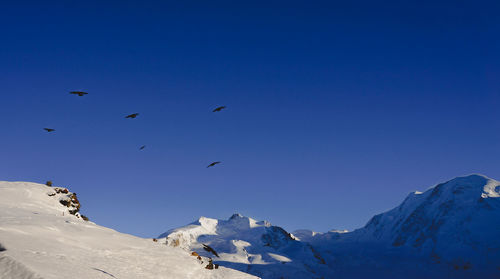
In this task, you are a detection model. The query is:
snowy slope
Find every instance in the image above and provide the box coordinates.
[0,181,258,279]
[306,174,500,278]
[158,214,333,279]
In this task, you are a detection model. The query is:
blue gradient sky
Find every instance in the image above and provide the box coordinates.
[1,1,499,237]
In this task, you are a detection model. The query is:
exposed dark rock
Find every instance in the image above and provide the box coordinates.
[205,258,214,270]
[54,188,68,194]
[53,188,81,217]
[309,244,326,264]
[170,238,180,247]
[261,226,295,249]
[59,199,70,207]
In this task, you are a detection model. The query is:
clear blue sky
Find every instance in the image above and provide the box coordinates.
[1,1,498,237]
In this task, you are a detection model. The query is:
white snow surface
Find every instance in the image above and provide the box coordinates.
[0,181,258,279]
[159,213,333,279]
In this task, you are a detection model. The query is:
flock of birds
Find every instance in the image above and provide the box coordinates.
[44,91,226,168]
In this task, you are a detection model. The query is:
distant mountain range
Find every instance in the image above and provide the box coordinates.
[160,174,500,279]
[1,174,499,278]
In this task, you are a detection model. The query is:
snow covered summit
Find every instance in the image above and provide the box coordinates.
[359,174,500,247]
[159,214,333,278]
[306,174,500,278]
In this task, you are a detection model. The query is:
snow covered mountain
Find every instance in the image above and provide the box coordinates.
[304,174,500,278]
[2,174,499,279]
[0,181,257,279]
[158,214,332,279]
[162,174,500,279]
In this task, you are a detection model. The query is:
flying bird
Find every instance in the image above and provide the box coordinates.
[125,113,139,118]
[207,161,221,168]
[69,91,88,96]
[139,145,146,150]
[43,128,55,132]
[202,244,220,258]
[212,106,226,112]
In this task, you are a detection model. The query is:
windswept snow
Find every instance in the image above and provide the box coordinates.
[0,181,257,279]
[0,255,42,279]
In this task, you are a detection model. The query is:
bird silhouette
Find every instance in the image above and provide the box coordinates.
[212,106,226,112]
[125,113,139,118]
[207,161,221,168]
[43,128,55,132]
[139,145,146,150]
[202,244,219,257]
[69,91,88,96]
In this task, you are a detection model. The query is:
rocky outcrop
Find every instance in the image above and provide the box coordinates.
[47,186,84,219]
[205,258,219,270]
[261,226,295,249]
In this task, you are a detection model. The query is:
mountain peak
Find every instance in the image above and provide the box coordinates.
[351,173,500,254]
[192,216,218,232]
[230,213,244,219]
[445,174,499,199]
[396,174,499,210]
[444,173,491,187]
[428,174,499,201]
[159,213,326,278]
